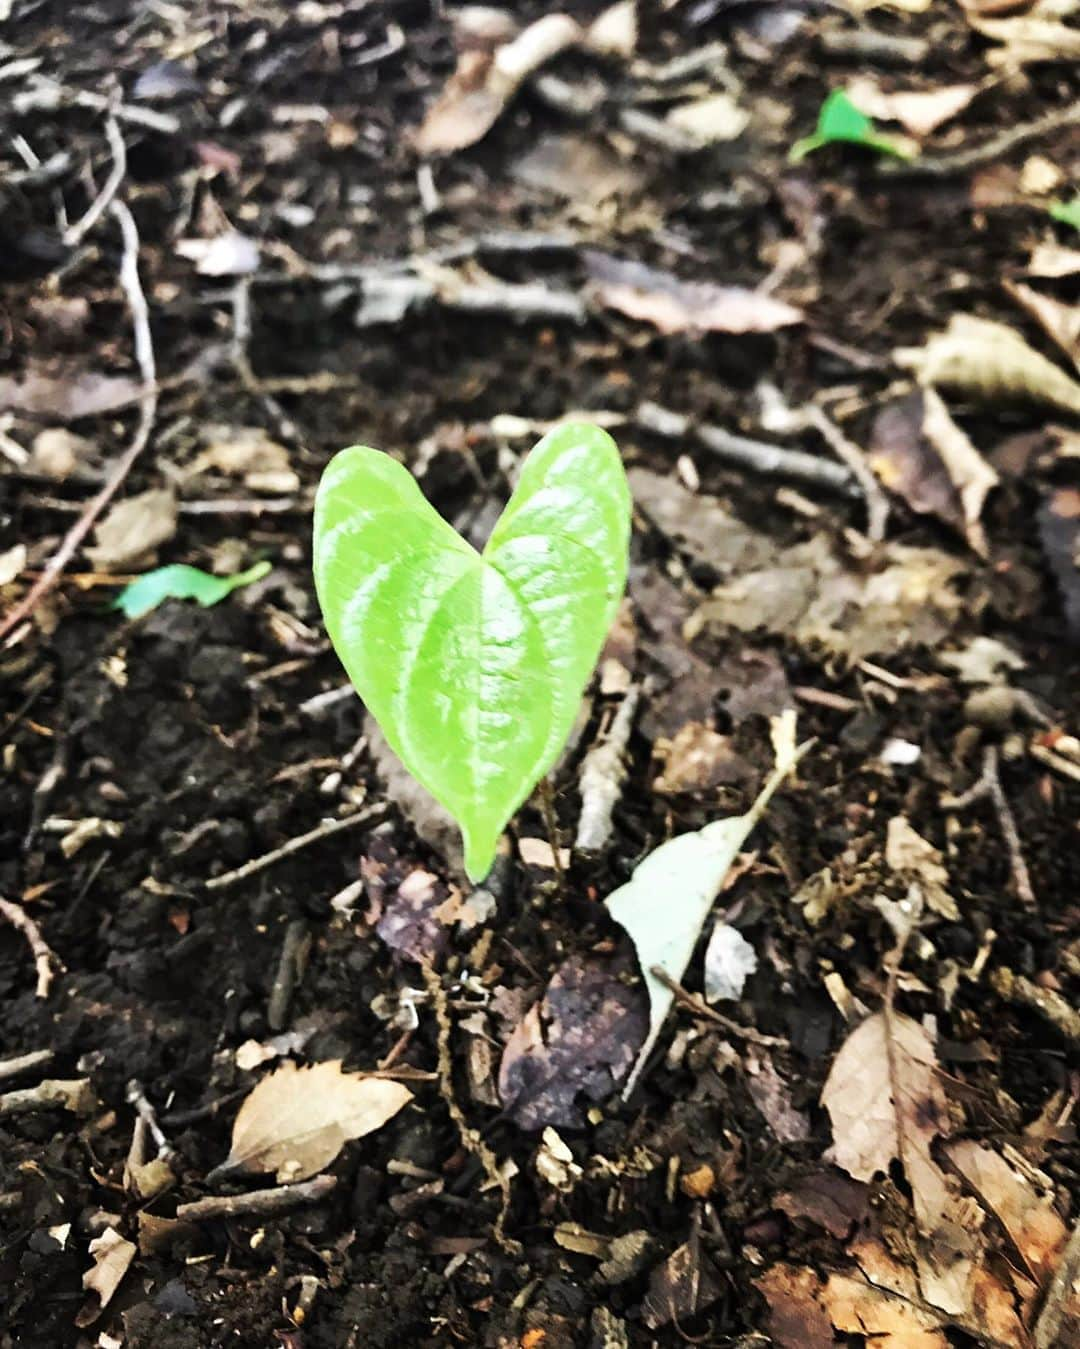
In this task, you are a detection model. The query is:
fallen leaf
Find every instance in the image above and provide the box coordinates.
[714,648,795,725]
[746,1047,810,1143]
[774,1171,869,1239]
[754,1263,835,1349]
[375,866,458,964]
[176,230,260,276]
[77,1228,136,1326]
[85,488,178,572]
[641,1236,724,1330]
[653,723,751,794]
[946,1138,1067,1284]
[1038,487,1080,636]
[114,561,271,619]
[822,1011,949,1233]
[886,817,957,920]
[703,922,758,1002]
[822,1265,948,1347]
[895,313,1080,416]
[845,77,978,138]
[585,253,803,334]
[691,532,968,663]
[870,388,999,555]
[415,4,636,155]
[30,427,98,480]
[0,366,142,419]
[607,712,807,1093]
[1004,280,1080,372]
[513,133,645,204]
[666,92,750,145]
[191,425,300,493]
[629,468,776,571]
[968,14,1080,63]
[0,544,26,587]
[1026,240,1080,278]
[790,89,917,162]
[938,636,1026,685]
[221,1060,412,1181]
[498,950,647,1130]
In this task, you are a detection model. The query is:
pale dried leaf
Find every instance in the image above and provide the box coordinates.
[822,1011,951,1236]
[895,314,1080,416]
[85,488,178,572]
[666,93,750,145]
[585,252,802,334]
[176,230,260,276]
[886,817,957,919]
[0,544,26,587]
[846,77,978,137]
[191,425,300,493]
[1026,242,1080,279]
[653,723,750,795]
[939,636,1026,685]
[1005,280,1080,372]
[0,367,142,419]
[224,1060,411,1181]
[822,1267,948,1347]
[946,1138,1067,1283]
[77,1228,136,1326]
[969,14,1080,63]
[30,427,98,480]
[703,922,758,1002]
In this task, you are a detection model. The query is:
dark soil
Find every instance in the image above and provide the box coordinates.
[2,2,1078,1347]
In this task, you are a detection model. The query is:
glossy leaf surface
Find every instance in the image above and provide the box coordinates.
[313,423,631,880]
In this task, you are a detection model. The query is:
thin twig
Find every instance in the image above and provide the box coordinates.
[13,76,181,133]
[0,199,156,644]
[126,1079,175,1160]
[636,401,857,497]
[204,805,386,892]
[420,962,521,1255]
[536,777,566,898]
[990,967,1080,1045]
[576,685,640,852]
[650,967,788,1048]
[0,897,62,998]
[0,1078,94,1118]
[0,1049,54,1084]
[267,919,310,1031]
[942,745,1035,907]
[804,404,889,543]
[880,101,1080,178]
[176,1175,337,1223]
[63,115,126,246]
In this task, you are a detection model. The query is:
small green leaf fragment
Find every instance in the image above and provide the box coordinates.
[790,89,915,163]
[1050,198,1080,233]
[313,424,631,882]
[115,560,271,619]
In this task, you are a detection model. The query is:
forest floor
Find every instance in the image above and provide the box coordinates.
[1,1,1079,1346]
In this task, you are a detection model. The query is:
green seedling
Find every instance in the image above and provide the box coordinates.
[313,423,631,882]
[790,89,915,163]
[115,560,271,619]
[1049,198,1080,233]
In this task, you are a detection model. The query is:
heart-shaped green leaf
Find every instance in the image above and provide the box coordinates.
[313,423,631,881]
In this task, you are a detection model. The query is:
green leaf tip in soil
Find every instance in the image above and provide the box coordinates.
[313,423,631,883]
[607,711,810,1097]
[114,560,271,619]
[790,89,916,163]
[1049,198,1080,233]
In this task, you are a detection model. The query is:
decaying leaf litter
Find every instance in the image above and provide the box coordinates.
[1,0,1079,1345]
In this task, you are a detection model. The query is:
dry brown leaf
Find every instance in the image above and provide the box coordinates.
[85,488,178,572]
[0,366,142,419]
[969,14,1080,62]
[823,1011,949,1229]
[513,133,645,204]
[77,1228,136,1326]
[415,3,636,155]
[755,1263,835,1349]
[223,1060,412,1182]
[822,1267,948,1347]
[191,425,300,493]
[691,532,967,664]
[653,723,750,794]
[946,1139,1067,1284]
[642,1236,724,1330]
[585,252,803,334]
[30,427,98,480]
[1004,280,1080,372]
[886,817,958,919]
[846,77,978,138]
[746,1047,810,1142]
[871,388,998,556]
[896,314,1080,416]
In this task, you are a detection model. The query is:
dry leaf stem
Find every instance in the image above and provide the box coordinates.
[0,896,62,998]
[204,805,386,892]
[650,966,788,1048]
[942,745,1035,908]
[420,962,522,1255]
[176,1174,337,1223]
[0,195,156,644]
